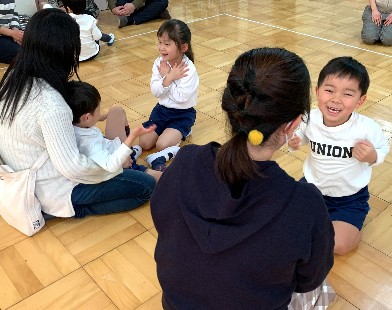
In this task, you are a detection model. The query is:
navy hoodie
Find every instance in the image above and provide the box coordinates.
[151,142,334,310]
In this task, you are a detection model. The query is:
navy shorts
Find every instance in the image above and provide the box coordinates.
[143,104,196,140]
[300,178,370,230]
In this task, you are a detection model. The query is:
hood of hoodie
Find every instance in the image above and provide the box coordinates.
[177,142,296,255]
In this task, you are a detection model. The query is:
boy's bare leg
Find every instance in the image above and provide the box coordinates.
[155,128,182,151]
[105,106,128,142]
[139,131,159,150]
[35,0,49,10]
[333,221,362,255]
[145,169,162,182]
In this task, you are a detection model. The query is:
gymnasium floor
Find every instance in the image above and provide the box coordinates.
[0,0,392,309]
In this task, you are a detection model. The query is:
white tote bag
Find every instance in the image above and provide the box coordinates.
[0,151,48,236]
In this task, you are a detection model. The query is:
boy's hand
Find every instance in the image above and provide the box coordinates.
[131,124,157,137]
[122,157,133,168]
[385,13,392,26]
[159,60,171,77]
[287,135,302,150]
[372,9,382,26]
[123,125,157,148]
[98,113,108,121]
[353,140,377,164]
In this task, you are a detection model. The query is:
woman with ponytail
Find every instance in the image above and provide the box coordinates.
[151,47,335,309]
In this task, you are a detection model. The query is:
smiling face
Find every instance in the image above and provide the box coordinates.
[316,75,366,127]
[157,32,187,66]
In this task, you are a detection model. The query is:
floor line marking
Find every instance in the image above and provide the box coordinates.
[224,13,392,59]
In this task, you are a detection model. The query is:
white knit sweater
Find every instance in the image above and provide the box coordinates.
[0,79,121,217]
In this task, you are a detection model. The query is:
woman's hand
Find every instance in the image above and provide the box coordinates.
[371,9,382,26]
[112,6,128,16]
[123,3,136,15]
[10,28,24,45]
[385,13,392,26]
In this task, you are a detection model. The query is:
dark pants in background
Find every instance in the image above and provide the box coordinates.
[116,0,168,25]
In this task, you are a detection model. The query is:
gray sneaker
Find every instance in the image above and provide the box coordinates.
[118,16,128,28]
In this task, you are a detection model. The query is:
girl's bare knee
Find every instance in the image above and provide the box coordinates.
[108,106,125,117]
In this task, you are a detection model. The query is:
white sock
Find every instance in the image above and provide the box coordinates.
[145,146,180,167]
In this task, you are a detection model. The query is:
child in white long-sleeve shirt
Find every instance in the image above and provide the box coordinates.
[63,0,114,61]
[139,19,198,171]
[66,80,163,182]
[288,56,390,255]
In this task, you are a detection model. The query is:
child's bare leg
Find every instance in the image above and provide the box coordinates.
[155,128,182,151]
[332,221,362,255]
[145,168,162,182]
[139,131,159,150]
[36,0,50,10]
[105,106,128,142]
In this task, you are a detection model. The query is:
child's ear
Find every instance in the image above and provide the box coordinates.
[181,43,189,53]
[356,95,367,108]
[80,113,90,123]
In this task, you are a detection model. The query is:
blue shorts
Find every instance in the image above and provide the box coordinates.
[143,104,196,140]
[300,178,370,230]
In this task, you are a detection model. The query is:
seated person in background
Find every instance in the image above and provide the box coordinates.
[288,56,390,255]
[66,80,162,182]
[108,0,171,29]
[63,0,114,61]
[361,0,392,45]
[0,0,23,64]
[151,47,335,309]
[42,0,100,18]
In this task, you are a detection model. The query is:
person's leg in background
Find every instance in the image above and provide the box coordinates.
[71,169,155,218]
[361,5,382,44]
[0,37,21,64]
[380,12,392,45]
[129,0,169,25]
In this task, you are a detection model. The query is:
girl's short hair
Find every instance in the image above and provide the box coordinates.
[157,19,194,62]
[216,47,311,187]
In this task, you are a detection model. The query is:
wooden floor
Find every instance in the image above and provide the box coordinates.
[1,0,392,309]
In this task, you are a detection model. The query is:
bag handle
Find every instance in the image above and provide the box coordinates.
[30,150,49,173]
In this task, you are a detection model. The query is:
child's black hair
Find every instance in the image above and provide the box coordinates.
[317,56,370,96]
[66,80,101,124]
[157,19,194,63]
[63,0,86,15]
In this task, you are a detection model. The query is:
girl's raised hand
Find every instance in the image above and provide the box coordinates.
[159,60,171,77]
[169,61,189,80]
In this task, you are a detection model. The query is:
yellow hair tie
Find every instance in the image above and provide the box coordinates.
[248,130,264,145]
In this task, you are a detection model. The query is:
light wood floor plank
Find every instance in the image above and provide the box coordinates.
[1,0,392,308]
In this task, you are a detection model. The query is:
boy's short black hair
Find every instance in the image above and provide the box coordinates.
[317,56,370,96]
[66,80,101,124]
[62,0,86,15]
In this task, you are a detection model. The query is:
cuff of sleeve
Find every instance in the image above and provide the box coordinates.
[370,149,385,166]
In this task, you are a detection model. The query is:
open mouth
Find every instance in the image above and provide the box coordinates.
[327,106,341,114]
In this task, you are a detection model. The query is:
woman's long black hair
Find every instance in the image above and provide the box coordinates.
[0,8,81,125]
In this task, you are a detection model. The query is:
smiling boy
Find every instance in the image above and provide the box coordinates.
[288,56,390,255]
